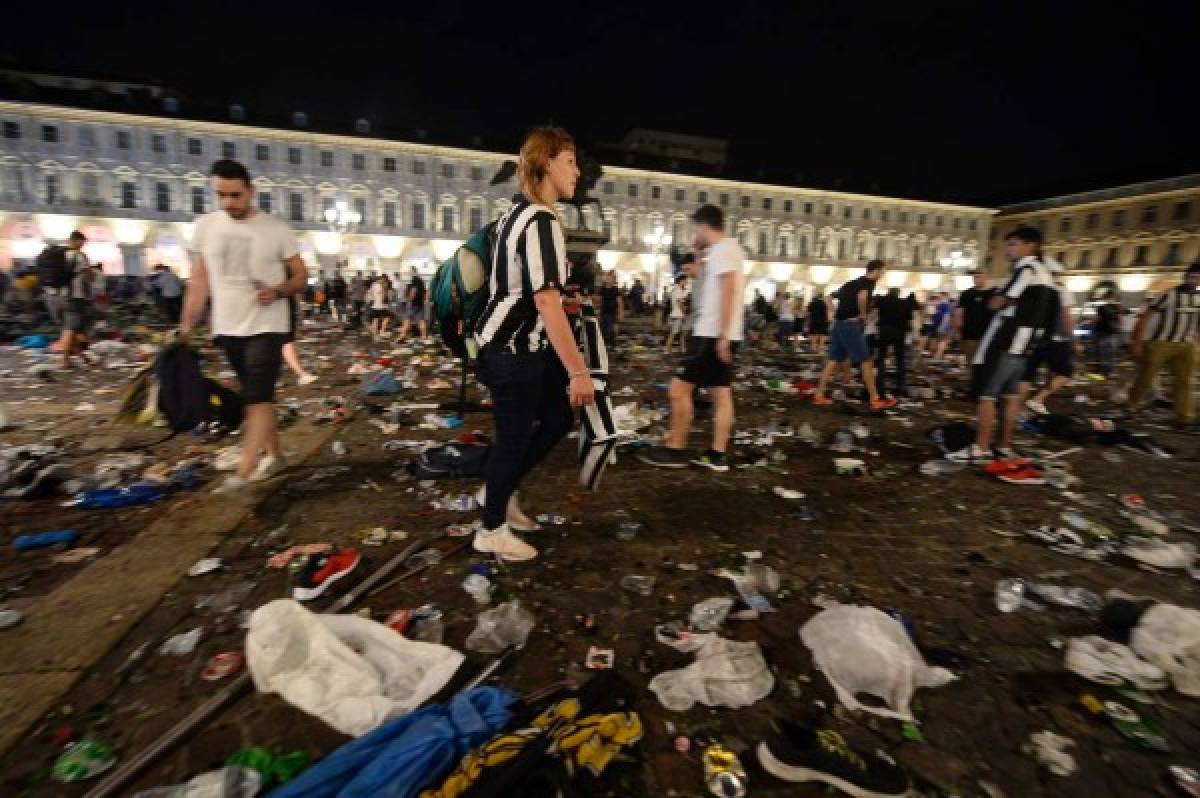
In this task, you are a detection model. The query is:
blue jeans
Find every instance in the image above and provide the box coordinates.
[828,319,870,363]
[476,347,572,530]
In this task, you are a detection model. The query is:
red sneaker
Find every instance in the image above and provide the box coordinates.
[293,549,362,601]
[997,467,1046,485]
[869,397,897,410]
[811,395,834,406]
[984,458,1031,475]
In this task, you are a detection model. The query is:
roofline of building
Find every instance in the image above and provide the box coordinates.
[0,100,997,216]
[998,173,1200,215]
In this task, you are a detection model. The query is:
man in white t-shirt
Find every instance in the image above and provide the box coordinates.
[664,257,695,354]
[640,204,744,472]
[182,159,308,492]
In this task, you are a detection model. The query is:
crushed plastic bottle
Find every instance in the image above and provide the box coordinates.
[131,765,263,797]
[53,739,116,783]
[995,579,1042,613]
[689,598,735,632]
[13,529,79,552]
[462,574,493,605]
[614,521,643,541]
[620,575,656,596]
[159,627,204,656]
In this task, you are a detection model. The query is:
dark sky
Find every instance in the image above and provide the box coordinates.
[4,0,1197,206]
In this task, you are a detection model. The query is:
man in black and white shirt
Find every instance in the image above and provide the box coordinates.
[1125,262,1200,426]
[953,226,1058,463]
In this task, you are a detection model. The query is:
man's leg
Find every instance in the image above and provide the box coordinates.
[874,338,889,392]
[237,403,276,479]
[282,342,304,377]
[667,377,696,449]
[1126,342,1168,408]
[710,386,734,453]
[976,399,997,450]
[998,395,1022,450]
[860,359,882,402]
[895,339,908,395]
[479,354,540,530]
[517,353,574,476]
[1167,343,1195,423]
[813,359,840,397]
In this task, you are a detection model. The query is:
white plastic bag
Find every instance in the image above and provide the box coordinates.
[1131,603,1200,697]
[649,634,774,711]
[800,603,956,721]
[246,599,464,736]
[465,600,535,654]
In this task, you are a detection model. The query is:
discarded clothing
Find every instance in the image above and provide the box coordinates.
[649,631,774,711]
[246,599,464,737]
[268,687,516,798]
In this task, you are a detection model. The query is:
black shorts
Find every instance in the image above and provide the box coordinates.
[678,336,738,387]
[369,308,390,321]
[217,333,287,405]
[1023,340,1074,381]
[807,320,828,336]
[63,299,92,333]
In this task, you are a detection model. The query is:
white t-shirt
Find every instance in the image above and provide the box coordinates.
[191,211,300,337]
[778,298,795,321]
[368,280,389,310]
[692,238,746,341]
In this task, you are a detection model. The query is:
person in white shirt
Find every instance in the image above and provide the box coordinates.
[640,205,744,472]
[368,275,392,337]
[664,259,694,354]
[152,263,184,323]
[182,159,308,492]
[776,291,797,350]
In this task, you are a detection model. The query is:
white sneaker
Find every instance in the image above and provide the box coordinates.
[473,524,538,562]
[474,485,542,532]
[214,474,251,494]
[1065,635,1168,689]
[1025,398,1049,416]
[298,373,319,386]
[250,454,287,483]
[214,445,242,472]
[946,444,993,464]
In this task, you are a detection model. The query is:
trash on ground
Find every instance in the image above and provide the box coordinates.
[465,600,535,654]
[1023,731,1076,776]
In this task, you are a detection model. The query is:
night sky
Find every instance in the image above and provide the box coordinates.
[4,0,1197,207]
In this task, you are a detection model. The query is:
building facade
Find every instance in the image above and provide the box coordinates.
[990,175,1200,299]
[0,100,993,299]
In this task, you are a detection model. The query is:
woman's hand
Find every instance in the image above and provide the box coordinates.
[569,373,595,407]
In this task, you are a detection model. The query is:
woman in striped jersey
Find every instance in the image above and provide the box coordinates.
[471,127,596,562]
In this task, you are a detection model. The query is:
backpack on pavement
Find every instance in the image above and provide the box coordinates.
[407,442,490,479]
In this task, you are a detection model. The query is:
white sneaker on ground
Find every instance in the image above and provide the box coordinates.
[250,454,287,483]
[946,444,993,464]
[1025,398,1049,416]
[1123,539,1197,569]
[1065,635,1168,689]
[214,474,251,494]
[473,523,538,562]
[298,373,319,386]
[474,485,542,532]
[214,445,242,472]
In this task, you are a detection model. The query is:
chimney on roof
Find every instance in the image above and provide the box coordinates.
[355,118,370,134]
[229,103,246,121]
[292,111,308,128]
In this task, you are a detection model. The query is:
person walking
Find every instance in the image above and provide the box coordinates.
[874,287,918,398]
[181,159,308,491]
[399,275,429,340]
[665,262,694,354]
[153,263,184,324]
[368,274,392,337]
[776,291,797,350]
[1022,260,1077,416]
[806,292,829,353]
[952,226,1059,464]
[1124,263,1200,428]
[597,270,623,348]
[954,271,995,366]
[349,273,366,328]
[471,126,594,563]
[1088,285,1123,378]
[327,269,348,323]
[810,261,896,410]
[639,204,744,472]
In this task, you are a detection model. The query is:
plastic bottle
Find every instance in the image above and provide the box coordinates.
[331,440,347,457]
[73,484,164,509]
[13,530,80,552]
[131,765,263,797]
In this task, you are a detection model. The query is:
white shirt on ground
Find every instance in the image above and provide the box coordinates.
[692,237,746,341]
[190,210,300,337]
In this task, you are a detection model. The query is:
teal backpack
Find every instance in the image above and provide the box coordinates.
[431,222,496,361]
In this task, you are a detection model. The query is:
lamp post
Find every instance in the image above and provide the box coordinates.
[323,200,362,233]
[938,249,973,273]
[642,225,673,304]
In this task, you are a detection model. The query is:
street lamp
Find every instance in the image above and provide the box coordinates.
[642,225,673,301]
[324,200,362,233]
[938,249,973,272]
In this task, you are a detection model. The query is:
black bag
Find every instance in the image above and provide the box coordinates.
[407,443,490,479]
[155,342,244,433]
[36,245,71,289]
[928,422,975,454]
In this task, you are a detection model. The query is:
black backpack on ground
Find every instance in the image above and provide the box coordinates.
[155,342,244,433]
[36,246,71,289]
[407,443,490,479]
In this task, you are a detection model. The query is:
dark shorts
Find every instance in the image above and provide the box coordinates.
[828,319,870,364]
[63,299,92,333]
[678,336,738,387]
[217,333,287,405]
[1023,340,1074,381]
[972,350,1027,401]
[369,308,390,321]
[807,320,828,336]
[406,304,425,322]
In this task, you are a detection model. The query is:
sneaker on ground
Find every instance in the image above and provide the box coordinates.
[691,449,730,472]
[757,721,911,798]
[298,373,319,386]
[984,458,1030,475]
[473,524,538,562]
[1065,635,1168,690]
[293,548,363,601]
[1025,398,1049,416]
[474,485,542,532]
[869,397,897,411]
[637,445,692,469]
[811,395,834,406]
[996,467,1046,485]
[213,474,251,494]
[946,444,993,464]
[250,454,287,483]
[1122,539,1197,569]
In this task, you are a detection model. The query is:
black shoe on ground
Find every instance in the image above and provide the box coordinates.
[691,449,730,472]
[757,721,911,797]
[637,445,691,469]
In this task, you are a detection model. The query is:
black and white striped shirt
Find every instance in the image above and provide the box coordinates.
[1145,285,1200,343]
[475,196,567,353]
[973,256,1058,362]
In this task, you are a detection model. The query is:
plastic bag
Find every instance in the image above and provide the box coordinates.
[1131,603,1200,697]
[800,603,956,721]
[648,634,773,711]
[465,600,535,654]
[131,766,262,797]
[245,599,464,736]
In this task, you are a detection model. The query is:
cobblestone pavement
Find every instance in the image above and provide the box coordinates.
[2,320,1198,797]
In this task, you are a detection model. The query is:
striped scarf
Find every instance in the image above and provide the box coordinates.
[573,302,617,490]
